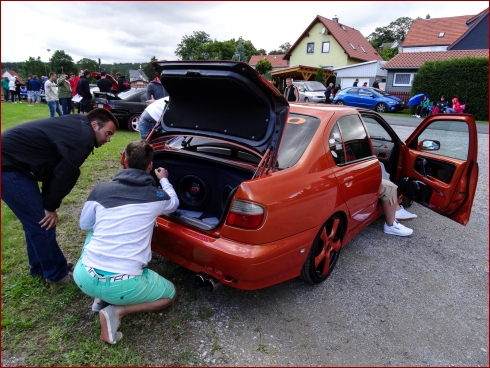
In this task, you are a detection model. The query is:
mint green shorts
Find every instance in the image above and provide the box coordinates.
[73,232,175,305]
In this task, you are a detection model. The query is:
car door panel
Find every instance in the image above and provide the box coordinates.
[398,115,478,225]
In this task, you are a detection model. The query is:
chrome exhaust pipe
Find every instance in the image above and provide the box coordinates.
[203,275,221,292]
[194,272,207,287]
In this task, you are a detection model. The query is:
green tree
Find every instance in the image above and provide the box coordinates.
[232,42,247,62]
[255,59,272,75]
[49,50,75,74]
[368,17,414,50]
[76,58,98,72]
[257,48,267,55]
[379,47,399,61]
[204,40,236,60]
[233,37,259,63]
[142,56,158,80]
[175,31,212,60]
[21,56,45,79]
[314,66,326,85]
[278,42,291,53]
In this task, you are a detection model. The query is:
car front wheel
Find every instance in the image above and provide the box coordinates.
[375,103,388,113]
[336,100,345,106]
[128,114,140,132]
[301,215,343,284]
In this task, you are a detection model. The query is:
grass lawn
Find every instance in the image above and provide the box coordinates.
[1,102,210,366]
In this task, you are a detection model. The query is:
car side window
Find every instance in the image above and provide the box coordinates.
[362,117,394,142]
[346,89,358,95]
[140,93,147,102]
[359,88,372,96]
[329,115,373,165]
[416,120,469,161]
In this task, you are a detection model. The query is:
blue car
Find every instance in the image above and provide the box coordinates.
[333,87,404,113]
[19,86,28,100]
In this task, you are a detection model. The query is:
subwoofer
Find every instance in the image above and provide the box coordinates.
[177,175,210,208]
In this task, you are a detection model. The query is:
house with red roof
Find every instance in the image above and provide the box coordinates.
[382,9,488,104]
[248,54,289,70]
[2,70,25,85]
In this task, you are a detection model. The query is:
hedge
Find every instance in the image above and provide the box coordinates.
[411,57,488,121]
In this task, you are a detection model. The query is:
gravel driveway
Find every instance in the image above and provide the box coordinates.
[177,124,488,366]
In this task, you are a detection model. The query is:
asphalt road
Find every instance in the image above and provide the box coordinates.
[178,123,488,366]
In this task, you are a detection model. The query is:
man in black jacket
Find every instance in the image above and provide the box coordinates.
[96,71,113,93]
[77,69,93,115]
[116,72,130,93]
[146,75,168,103]
[1,109,118,284]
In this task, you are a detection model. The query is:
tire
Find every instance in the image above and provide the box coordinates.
[128,114,140,132]
[375,103,388,113]
[336,100,345,106]
[402,196,413,208]
[301,215,344,284]
[304,97,309,102]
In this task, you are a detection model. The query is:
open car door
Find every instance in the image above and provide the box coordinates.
[396,114,478,225]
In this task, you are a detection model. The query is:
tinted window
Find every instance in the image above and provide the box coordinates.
[329,123,345,165]
[332,114,373,164]
[346,88,358,95]
[277,114,320,169]
[118,89,142,99]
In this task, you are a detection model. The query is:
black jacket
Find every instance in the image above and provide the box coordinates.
[97,78,113,93]
[1,114,97,211]
[77,76,91,100]
[372,81,379,89]
[117,76,130,92]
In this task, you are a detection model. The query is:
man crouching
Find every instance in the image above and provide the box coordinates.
[73,140,179,344]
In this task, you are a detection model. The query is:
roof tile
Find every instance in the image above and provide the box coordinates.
[383,49,489,69]
[248,54,289,68]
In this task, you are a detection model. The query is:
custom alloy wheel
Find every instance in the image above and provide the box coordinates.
[375,103,388,113]
[301,215,343,284]
[336,100,345,106]
[128,114,141,132]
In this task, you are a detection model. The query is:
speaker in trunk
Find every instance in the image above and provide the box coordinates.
[178,175,210,208]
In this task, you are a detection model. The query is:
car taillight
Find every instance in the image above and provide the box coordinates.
[102,104,112,110]
[226,200,264,229]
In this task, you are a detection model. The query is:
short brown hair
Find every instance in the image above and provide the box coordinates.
[49,72,56,78]
[125,141,154,170]
[87,108,119,129]
[83,69,91,77]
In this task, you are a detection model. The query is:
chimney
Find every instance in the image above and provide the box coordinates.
[332,15,338,22]
[426,14,430,19]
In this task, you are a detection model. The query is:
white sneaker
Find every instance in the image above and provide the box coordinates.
[384,220,413,236]
[416,115,420,118]
[395,205,417,220]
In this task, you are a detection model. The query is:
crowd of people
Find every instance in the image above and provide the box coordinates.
[413,94,465,118]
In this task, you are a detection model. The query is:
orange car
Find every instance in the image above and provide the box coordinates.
[124,61,478,291]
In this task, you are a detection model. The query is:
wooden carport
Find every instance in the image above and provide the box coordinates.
[270,65,336,93]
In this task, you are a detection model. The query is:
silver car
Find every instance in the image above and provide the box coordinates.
[293,81,326,103]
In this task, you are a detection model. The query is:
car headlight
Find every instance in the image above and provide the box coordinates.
[388,101,397,104]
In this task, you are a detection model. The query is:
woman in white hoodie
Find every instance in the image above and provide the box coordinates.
[8,78,16,103]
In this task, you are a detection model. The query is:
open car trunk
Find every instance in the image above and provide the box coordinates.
[152,149,256,230]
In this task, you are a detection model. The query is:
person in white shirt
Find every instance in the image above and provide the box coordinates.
[73,140,179,345]
[138,97,169,140]
[45,72,62,117]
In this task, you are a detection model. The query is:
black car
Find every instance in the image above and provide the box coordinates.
[94,88,148,131]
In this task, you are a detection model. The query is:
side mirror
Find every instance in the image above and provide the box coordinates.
[418,139,440,151]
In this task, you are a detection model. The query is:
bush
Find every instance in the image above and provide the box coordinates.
[411,57,488,121]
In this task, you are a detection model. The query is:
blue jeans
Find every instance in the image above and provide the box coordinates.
[3,88,9,101]
[1,171,69,281]
[445,108,457,113]
[47,100,62,117]
[138,112,157,139]
[60,97,71,115]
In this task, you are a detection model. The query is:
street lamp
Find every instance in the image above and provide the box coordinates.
[45,49,51,76]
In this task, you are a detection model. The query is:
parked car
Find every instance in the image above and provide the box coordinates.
[121,61,478,291]
[94,88,148,131]
[333,87,404,113]
[293,80,326,103]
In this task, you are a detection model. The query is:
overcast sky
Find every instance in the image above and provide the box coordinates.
[1,1,487,64]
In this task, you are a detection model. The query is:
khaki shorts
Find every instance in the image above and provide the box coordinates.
[379,179,398,205]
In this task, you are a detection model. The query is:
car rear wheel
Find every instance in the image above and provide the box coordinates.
[128,114,140,132]
[375,103,388,113]
[301,215,343,284]
[336,100,345,106]
[304,97,309,102]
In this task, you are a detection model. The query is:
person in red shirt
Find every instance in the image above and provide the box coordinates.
[69,70,83,113]
[445,97,463,114]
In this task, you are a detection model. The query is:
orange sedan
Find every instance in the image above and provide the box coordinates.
[130,61,478,291]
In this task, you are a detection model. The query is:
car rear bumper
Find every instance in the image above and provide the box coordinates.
[151,216,318,290]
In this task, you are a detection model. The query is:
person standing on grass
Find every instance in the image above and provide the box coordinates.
[26,74,33,105]
[1,109,118,285]
[96,71,113,93]
[45,72,63,117]
[14,76,22,103]
[73,140,179,345]
[9,77,16,103]
[2,76,10,102]
[57,71,72,115]
[29,75,42,106]
[77,70,93,116]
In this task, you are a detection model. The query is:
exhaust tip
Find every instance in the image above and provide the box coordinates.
[203,276,221,292]
[195,273,207,287]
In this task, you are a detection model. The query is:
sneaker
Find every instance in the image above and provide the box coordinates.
[19,101,22,103]
[100,305,123,344]
[46,272,74,284]
[383,220,413,236]
[416,115,420,118]
[395,205,417,220]
[92,298,109,312]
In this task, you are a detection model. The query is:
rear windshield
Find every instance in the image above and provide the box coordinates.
[117,89,142,99]
[277,113,320,169]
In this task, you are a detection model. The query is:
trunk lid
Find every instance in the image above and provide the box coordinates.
[152,60,289,157]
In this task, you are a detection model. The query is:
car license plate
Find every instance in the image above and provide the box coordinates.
[97,104,103,108]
